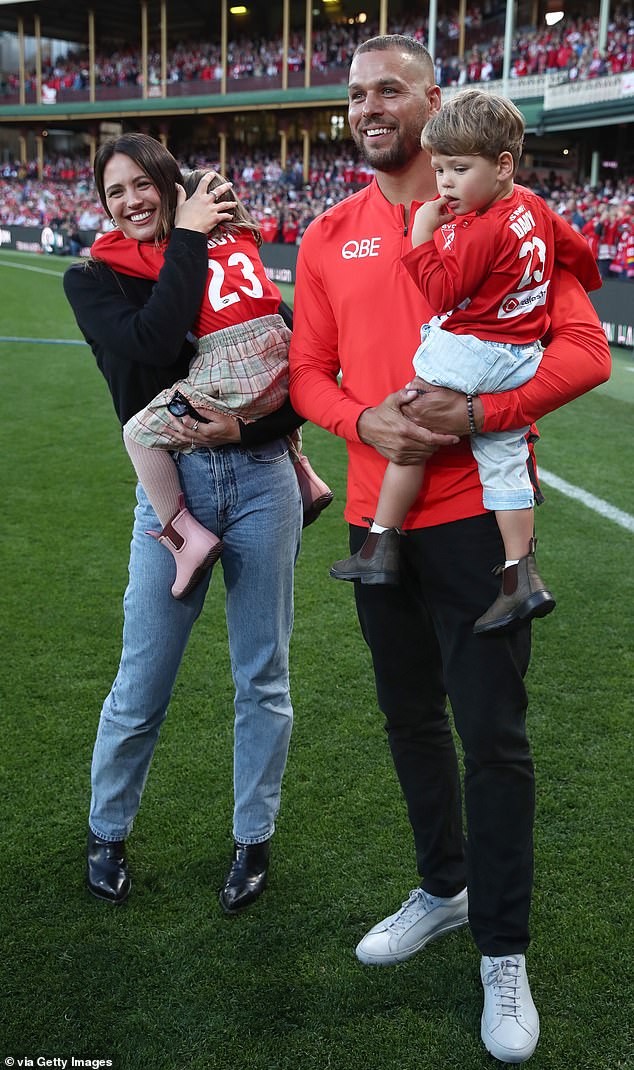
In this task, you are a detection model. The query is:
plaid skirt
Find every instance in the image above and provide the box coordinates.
[124,313,290,448]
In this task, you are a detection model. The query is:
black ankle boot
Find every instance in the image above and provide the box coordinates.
[219,839,270,914]
[86,831,131,904]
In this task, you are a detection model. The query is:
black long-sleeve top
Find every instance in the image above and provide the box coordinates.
[63,227,301,442]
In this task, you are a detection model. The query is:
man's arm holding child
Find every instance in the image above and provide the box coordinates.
[403,268,610,435]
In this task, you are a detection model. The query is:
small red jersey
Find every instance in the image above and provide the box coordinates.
[402,185,600,345]
[91,227,282,337]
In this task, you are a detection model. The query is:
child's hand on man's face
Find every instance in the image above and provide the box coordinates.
[411,197,455,247]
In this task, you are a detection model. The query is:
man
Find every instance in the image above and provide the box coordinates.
[289,34,610,1064]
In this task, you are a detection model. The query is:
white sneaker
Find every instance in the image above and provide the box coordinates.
[480,954,540,1063]
[355,886,468,966]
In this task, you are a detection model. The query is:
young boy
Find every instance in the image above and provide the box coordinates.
[330,89,601,634]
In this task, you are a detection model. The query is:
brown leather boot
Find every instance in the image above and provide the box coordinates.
[330,527,401,585]
[474,539,556,635]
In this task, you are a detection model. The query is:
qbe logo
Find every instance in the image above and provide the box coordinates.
[341,237,381,259]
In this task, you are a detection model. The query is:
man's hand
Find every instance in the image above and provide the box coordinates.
[402,377,485,436]
[357,389,459,464]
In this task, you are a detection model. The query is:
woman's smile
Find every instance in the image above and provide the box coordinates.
[103,153,162,240]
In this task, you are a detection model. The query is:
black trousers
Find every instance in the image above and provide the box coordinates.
[351,512,534,955]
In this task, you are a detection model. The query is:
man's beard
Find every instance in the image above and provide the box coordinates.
[352,123,425,173]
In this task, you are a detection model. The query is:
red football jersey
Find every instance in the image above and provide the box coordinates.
[402,185,600,344]
[92,227,282,337]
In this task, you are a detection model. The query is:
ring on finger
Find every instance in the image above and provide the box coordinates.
[192,420,199,431]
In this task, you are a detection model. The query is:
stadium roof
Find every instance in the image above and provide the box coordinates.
[0,0,361,46]
[0,0,237,45]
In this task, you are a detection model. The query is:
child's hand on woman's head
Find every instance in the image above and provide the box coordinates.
[174,172,236,234]
[411,197,455,248]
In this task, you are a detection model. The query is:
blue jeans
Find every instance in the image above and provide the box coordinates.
[413,324,543,510]
[89,439,302,846]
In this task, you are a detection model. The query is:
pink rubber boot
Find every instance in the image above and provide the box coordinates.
[148,493,223,599]
[293,453,334,527]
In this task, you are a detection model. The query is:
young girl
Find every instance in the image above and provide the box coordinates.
[93,170,332,598]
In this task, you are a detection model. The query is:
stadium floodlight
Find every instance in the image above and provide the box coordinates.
[545,1,565,26]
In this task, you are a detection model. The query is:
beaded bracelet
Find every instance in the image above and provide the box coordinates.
[466,393,478,435]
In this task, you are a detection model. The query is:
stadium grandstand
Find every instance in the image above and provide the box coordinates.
[0,0,633,282]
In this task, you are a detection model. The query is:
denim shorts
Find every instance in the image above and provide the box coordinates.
[412,323,543,510]
[412,322,543,395]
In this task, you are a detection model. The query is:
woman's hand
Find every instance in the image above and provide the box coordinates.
[165,407,242,449]
[174,172,236,235]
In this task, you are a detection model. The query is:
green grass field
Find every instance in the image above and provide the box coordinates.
[1,248,633,1070]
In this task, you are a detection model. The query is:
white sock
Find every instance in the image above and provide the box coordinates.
[505,559,520,568]
[370,522,390,534]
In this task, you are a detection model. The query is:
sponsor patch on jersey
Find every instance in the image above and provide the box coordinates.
[497,280,550,319]
[341,237,382,259]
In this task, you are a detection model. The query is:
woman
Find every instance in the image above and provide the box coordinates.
[64,133,303,913]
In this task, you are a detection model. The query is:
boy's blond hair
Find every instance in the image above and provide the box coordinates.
[182,168,263,247]
[421,90,525,173]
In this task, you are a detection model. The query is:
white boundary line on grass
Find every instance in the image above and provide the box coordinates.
[0,258,64,278]
[0,258,82,344]
[539,469,634,533]
[0,336,85,345]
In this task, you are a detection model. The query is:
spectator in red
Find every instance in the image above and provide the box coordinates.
[610,220,634,278]
[466,49,482,81]
[598,206,621,278]
[581,208,601,260]
[282,214,299,244]
[259,210,279,242]
[556,42,574,69]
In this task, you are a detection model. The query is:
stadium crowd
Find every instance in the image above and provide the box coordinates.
[2,7,634,99]
[1,146,634,277]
